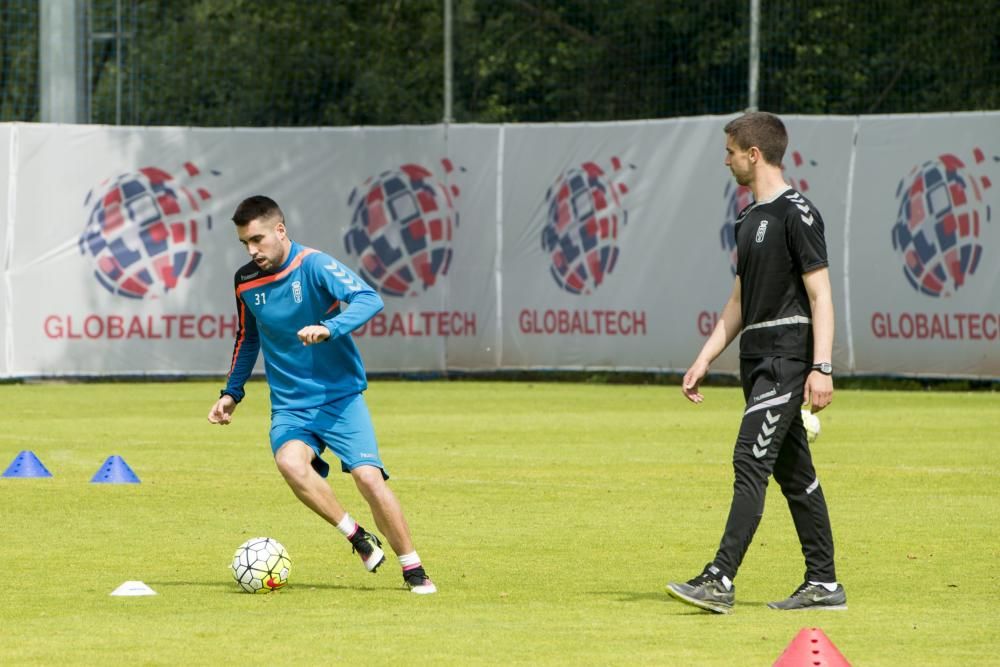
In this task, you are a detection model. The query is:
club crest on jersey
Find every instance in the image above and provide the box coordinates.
[292,280,303,303]
[755,220,768,243]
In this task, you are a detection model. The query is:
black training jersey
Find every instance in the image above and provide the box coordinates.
[734,187,828,361]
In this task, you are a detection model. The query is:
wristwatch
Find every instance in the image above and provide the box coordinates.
[811,362,833,375]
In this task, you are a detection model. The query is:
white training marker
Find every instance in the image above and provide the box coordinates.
[110,581,157,596]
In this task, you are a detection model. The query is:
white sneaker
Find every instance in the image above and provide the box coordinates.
[403,567,437,594]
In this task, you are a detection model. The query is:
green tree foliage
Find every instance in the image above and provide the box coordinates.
[2,0,998,126]
[119,0,443,126]
[453,0,752,121]
[455,0,1000,120]
[0,2,39,121]
[760,0,1000,114]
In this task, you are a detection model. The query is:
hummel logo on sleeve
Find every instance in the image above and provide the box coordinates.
[325,262,362,292]
[785,192,814,226]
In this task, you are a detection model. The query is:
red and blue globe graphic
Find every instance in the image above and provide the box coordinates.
[79,163,216,299]
[891,150,992,298]
[541,157,632,295]
[344,161,461,297]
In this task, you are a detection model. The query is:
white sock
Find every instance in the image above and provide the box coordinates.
[809,580,839,592]
[398,551,422,571]
[336,514,358,539]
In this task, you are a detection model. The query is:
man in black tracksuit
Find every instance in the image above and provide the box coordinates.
[666,112,846,614]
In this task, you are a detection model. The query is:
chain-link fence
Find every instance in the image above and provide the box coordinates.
[3,0,999,126]
[0,1,39,121]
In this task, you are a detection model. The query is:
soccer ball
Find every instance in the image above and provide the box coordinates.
[801,409,821,443]
[231,537,291,594]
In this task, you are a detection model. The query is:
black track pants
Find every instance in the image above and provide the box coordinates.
[712,357,837,583]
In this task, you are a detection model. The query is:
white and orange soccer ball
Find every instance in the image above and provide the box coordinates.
[231,537,291,594]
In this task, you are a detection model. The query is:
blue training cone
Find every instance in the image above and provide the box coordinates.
[2,450,54,478]
[90,455,141,484]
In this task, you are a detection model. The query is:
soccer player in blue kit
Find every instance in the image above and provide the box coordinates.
[207,195,436,594]
[666,112,844,613]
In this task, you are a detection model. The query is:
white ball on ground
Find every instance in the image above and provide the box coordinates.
[231,537,291,593]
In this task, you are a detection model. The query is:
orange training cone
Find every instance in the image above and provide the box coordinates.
[773,627,851,667]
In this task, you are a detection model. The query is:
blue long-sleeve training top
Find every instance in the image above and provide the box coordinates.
[222,241,384,410]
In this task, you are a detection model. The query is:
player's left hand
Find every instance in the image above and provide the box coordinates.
[297,324,331,346]
[681,358,710,404]
[803,371,833,412]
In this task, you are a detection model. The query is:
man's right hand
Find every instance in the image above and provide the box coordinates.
[681,359,710,404]
[208,394,237,425]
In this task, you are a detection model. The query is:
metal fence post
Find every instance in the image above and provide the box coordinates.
[40,0,87,123]
[443,0,454,124]
[748,0,760,111]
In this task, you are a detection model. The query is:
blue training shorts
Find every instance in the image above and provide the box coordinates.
[269,393,388,480]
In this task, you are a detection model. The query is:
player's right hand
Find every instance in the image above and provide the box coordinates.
[682,359,709,404]
[208,395,237,425]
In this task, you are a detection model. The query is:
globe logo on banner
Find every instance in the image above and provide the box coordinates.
[79,162,218,299]
[890,149,994,298]
[344,160,462,297]
[541,156,635,295]
[720,150,816,275]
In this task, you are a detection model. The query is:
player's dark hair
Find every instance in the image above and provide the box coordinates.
[724,112,788,167]
[232,195,284,227]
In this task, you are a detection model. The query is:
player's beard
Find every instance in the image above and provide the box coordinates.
[731,166,752,187]
[253,252,279,271]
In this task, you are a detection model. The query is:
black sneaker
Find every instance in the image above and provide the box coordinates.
[350,529,386,573]
[666,564,734,614]
[767,582,847,611]
[402,566,437,595]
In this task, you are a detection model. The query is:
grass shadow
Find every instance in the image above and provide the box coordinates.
[589,589,768,615]
[147,580,385,594]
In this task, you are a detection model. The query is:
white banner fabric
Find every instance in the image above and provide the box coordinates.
[0,125,11,378]
[339,125,500,372]
[499,116,857,374]
[2,114,998,380]
[847,114,1000,377]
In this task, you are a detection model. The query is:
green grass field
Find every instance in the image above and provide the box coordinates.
[1,380,997,665]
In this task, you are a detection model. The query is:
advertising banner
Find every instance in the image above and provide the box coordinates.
[501,119,726,371]
[848,114,1000,377]
[0,125,11,377]
[335,125,500,372]
[500,116,857,374]
[6,124,500,377]
[1,113,998,379]
[10,125,322,376]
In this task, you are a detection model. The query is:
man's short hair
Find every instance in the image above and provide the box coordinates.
[724,112,788,167]
[232,195,284,227]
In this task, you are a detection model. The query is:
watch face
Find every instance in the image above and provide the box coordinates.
[815,362,832,374]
